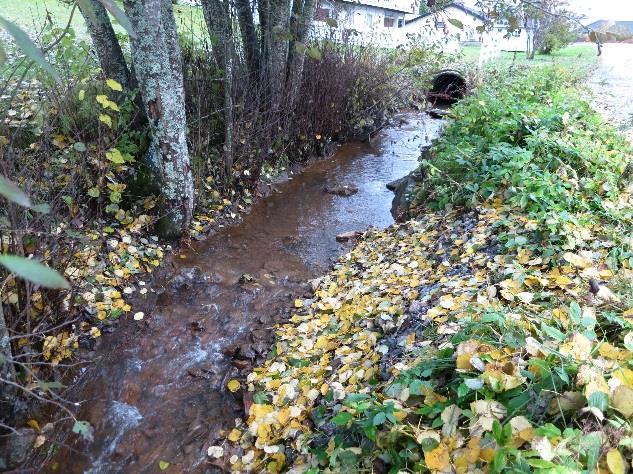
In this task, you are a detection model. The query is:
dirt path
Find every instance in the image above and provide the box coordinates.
[589,43,633,142]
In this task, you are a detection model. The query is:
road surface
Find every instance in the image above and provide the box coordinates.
[589,43,633,142]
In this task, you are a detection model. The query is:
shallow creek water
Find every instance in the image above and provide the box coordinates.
[49,112,444,473]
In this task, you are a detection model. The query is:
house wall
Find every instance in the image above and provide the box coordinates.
[403,6,482,43]
[403,6,531,53]
[312,0,409,47]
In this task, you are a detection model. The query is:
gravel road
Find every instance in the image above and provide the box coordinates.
[589,42,633,142]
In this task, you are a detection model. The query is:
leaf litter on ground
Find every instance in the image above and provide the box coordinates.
[218,66,633,473]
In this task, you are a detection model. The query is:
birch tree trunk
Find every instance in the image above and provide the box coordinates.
[78,0,136,90]
[124,0,194,238]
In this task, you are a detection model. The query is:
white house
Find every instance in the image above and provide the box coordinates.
[403,2,533,52]
[312,0,418,46]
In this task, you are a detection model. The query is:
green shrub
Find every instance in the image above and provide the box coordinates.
[413,66,632,254]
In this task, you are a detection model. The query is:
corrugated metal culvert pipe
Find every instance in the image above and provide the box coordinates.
[428,69,468,104]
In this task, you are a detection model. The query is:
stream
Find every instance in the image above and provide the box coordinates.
[48,111,444,473]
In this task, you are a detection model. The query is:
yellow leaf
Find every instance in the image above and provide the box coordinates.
[456,353,473,370]
[559,333,592,361]
[606,448,627,474]
[612,385,633,418]
[277,407,290,425]
[96,94,109,107]
[227,428,241,442]
[563,252,592,269]
[294,299,303,308]
[424,443,450,470]
[598,342,618,359]
[106,78,123,91]
[480,447,495,462]
[99,114,112,128]
[554,274,574,286]
[613,368,633,388]
[106,148,125,164]
[27,419,41,431]
[227,379,241,392]
[78,89,85,101]
[509,416,533,447]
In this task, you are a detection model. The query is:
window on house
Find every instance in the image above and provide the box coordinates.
[398,18,404,28]
[315,7,331,21]
[435,21,445,30]
[366,13,374,26]
[384,16,395,27]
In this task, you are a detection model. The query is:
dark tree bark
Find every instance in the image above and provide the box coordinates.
[124,0,194,237]
[200,0,235,181]
[78,0,137,90]
[234,0,260,76]
[0,303,17,421]
[200,0,228,67]
[285,0,317,113]
[260,0,292,112]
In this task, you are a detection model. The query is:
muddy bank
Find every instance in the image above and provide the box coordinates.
[38,112,444,473]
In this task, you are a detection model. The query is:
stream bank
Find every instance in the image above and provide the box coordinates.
[42,111,445,473]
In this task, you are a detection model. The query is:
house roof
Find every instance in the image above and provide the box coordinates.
[406,2,486,25]
[587,20,633,35]
[335,0,414,14]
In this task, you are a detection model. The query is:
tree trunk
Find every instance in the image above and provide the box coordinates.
[0,303,17,421]
[200,0,235,182]
[200,0,228,68]
[261,0,292,112]
[78,0,137,90]
[124,0,194,238]
[224,34,235,181]
[234,0,260,77]
[285,0,316,115]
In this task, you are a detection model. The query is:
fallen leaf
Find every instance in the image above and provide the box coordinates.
[563,252,593,269]
[606,448,627,474]
[424,443,450,470]
[612,385,633,418]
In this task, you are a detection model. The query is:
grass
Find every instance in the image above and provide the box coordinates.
[1,0,207,42]
[458,43,600,74]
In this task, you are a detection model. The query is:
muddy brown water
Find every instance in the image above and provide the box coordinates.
[47,112,444,473]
